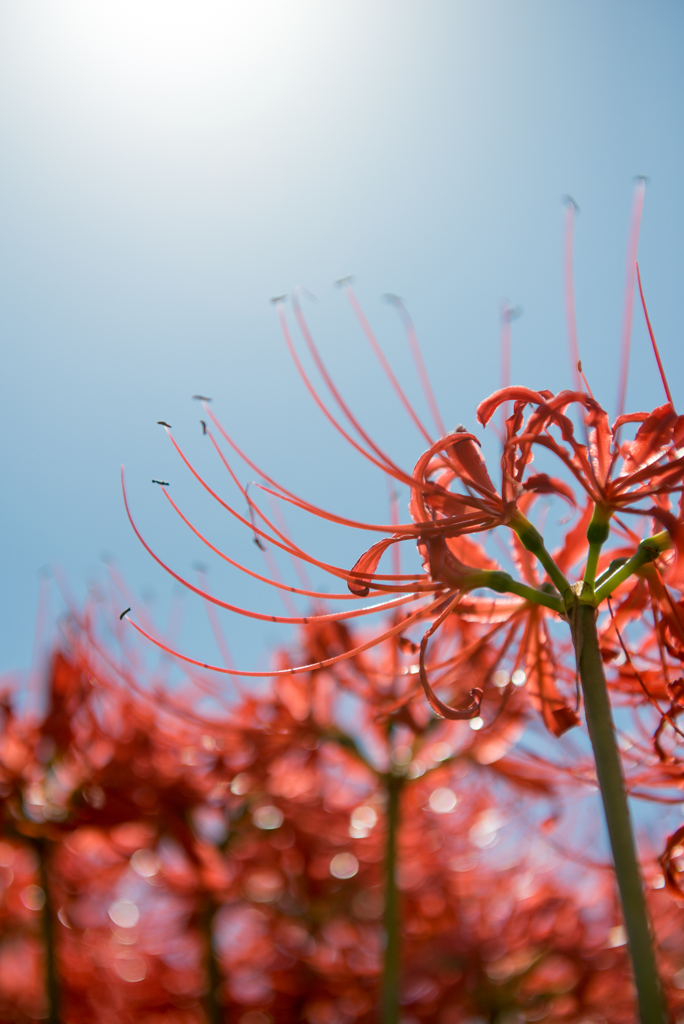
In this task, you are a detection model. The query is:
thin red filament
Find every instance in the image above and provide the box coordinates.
[615,178,647,419]
[563,198,583,393]
[636,261,674,407]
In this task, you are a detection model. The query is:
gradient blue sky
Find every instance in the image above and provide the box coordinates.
[1,0,683,677]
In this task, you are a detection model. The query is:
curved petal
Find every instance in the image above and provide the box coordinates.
[417,595,484,720]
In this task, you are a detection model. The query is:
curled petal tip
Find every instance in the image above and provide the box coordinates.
[119,607,131,621]
[433,686,485,722]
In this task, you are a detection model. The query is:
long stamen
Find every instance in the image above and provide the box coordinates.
[277,302,413,483]
[384,294,446,436]
[250,478,478,542]
[341,282,435,445]
[123,597,438,679]
[636,262,674,407]
[123,471,425,624]
[616,177,647,420]
[563,197,583,393]
[195,566,235,669]
[264,492,315,591]
[166,430,428,587]
[578,361,595,399]
[389,485,402,579]
[291,293,412,479]
[499,302,515,437]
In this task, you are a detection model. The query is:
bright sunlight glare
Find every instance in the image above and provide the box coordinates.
[14,1,334,133]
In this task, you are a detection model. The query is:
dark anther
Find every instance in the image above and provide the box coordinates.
[201,420,207,435]
[119,608,131,621]
[192,395,212,402]
[157,421,172,428]
[152,480,169,487]
[270,295,287,304]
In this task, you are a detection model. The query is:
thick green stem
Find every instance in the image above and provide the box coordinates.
[381,773,402,1024]
[36,840,60,1024]
[574,604,666,1024]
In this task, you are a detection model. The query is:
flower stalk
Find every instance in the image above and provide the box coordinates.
[381,770,403,1024]
[35,839,60,1024]
[510,514,572,601]
[583,505,612,591]
[481,570,564,613]
[201,898,223,1024]
[573,602,666,1024]
[594,531,671,605]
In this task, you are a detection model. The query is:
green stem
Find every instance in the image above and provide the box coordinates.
[381,773,403,1024]
[574,603,666,1024]
[594,531,671,605]
[583,506,612,590]
[482,572,564,614]
[509,514,571,601]
[201,898,223,1024]
[36,839,60,1024]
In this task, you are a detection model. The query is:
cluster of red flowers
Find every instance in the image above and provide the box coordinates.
[1,586,684,1023]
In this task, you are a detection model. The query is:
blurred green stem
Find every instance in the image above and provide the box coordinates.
[382,772,403,1024]
[574,603,666,1024]
[36,839,60,1024]
[201,898,223,1024]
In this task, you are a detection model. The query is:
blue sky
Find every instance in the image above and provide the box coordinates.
[1,0,683,678]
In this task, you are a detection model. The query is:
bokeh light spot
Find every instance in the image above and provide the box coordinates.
[130,849,159,878]
[253,805,284,830]
[108,899,140,928]
[429,788,457,814]
[21,885,45,911]
[330,853,359,879]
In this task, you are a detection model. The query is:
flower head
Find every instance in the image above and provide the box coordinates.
[121,189,684,747]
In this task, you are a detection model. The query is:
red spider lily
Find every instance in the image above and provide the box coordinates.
[119,274,682,736]
[0,631,233,1023]
[7,592,684,1023]
[118,183,684,1023]
[478,387,684,524]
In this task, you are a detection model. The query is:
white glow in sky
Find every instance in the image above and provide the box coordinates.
[42,1,323,125]
[1,1,683,676]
